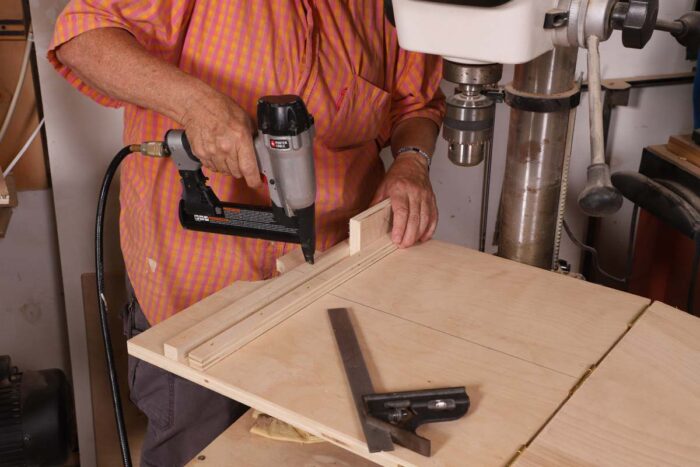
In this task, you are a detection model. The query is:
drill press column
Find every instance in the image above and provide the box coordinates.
[498,47,579,268]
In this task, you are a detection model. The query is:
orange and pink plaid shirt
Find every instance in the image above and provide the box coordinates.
[49,0,444,324]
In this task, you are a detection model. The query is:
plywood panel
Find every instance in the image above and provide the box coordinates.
[349,199,392,254]
[187,411,377,467]
[333,241,650,378]
[516,302,700,467]
[131,294,576,467]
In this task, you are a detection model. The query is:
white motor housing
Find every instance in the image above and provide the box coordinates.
[391,0,559,64]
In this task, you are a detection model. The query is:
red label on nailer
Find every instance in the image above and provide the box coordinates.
[269,139,290,150]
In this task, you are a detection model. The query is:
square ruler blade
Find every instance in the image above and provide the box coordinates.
[328,308,394,453]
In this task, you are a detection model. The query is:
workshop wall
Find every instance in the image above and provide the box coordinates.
[0,1,68,375]
[0,190,67,372]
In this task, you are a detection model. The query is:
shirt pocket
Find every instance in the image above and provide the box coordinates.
[322,74,391,151]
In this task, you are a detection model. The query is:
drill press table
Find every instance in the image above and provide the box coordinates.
[127,201,700,466]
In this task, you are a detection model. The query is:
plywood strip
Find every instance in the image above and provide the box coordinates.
[164,201,395,363]
[152,280,265,360]
[188,237,397,370]
[275,248,305,274]
[276,240,351,276]
[349,199,392,255]
[277,200,392,273]
[163,244,347,361]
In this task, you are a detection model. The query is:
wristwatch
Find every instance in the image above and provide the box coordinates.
[395,146,432,168]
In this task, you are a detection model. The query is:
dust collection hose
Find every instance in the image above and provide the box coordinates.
[96,144,140,467]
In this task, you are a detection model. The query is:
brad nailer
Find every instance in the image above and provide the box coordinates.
[94,94,316,467]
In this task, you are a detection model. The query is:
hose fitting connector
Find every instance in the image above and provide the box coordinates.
[137,141,168,157]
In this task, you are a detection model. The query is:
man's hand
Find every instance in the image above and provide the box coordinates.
[181,89,261,188]
[371,153,438,248]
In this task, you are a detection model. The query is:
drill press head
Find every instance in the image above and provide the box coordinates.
[388,0,550,168]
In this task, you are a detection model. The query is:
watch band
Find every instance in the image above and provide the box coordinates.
[395,146,432,168]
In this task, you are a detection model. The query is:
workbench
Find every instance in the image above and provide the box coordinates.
[128,201,700,466]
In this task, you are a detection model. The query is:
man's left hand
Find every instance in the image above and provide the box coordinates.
[371,153,438,248]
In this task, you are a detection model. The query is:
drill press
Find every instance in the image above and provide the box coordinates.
[387,0,700,270]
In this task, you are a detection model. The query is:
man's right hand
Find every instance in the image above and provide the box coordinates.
[180,89,262,188]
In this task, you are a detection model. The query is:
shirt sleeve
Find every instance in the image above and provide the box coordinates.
[378,31,446,147]
[48,0,195,108]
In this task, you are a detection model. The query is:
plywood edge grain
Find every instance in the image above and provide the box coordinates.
[188,237,397,370]
[163,271,307,361]
[127,280,264,359]
[276,248,305,274]
[349,199,392,255]
[163,241,351,362]
[165,201,395,364]
[277,240,350,275]
[279,199,392,273]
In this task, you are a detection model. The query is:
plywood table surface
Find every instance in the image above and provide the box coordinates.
[129,239,651,466]
[333,241,649,378]
[515,301,700,467]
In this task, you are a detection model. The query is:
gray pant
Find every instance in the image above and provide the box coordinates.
[123,286,248,466]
